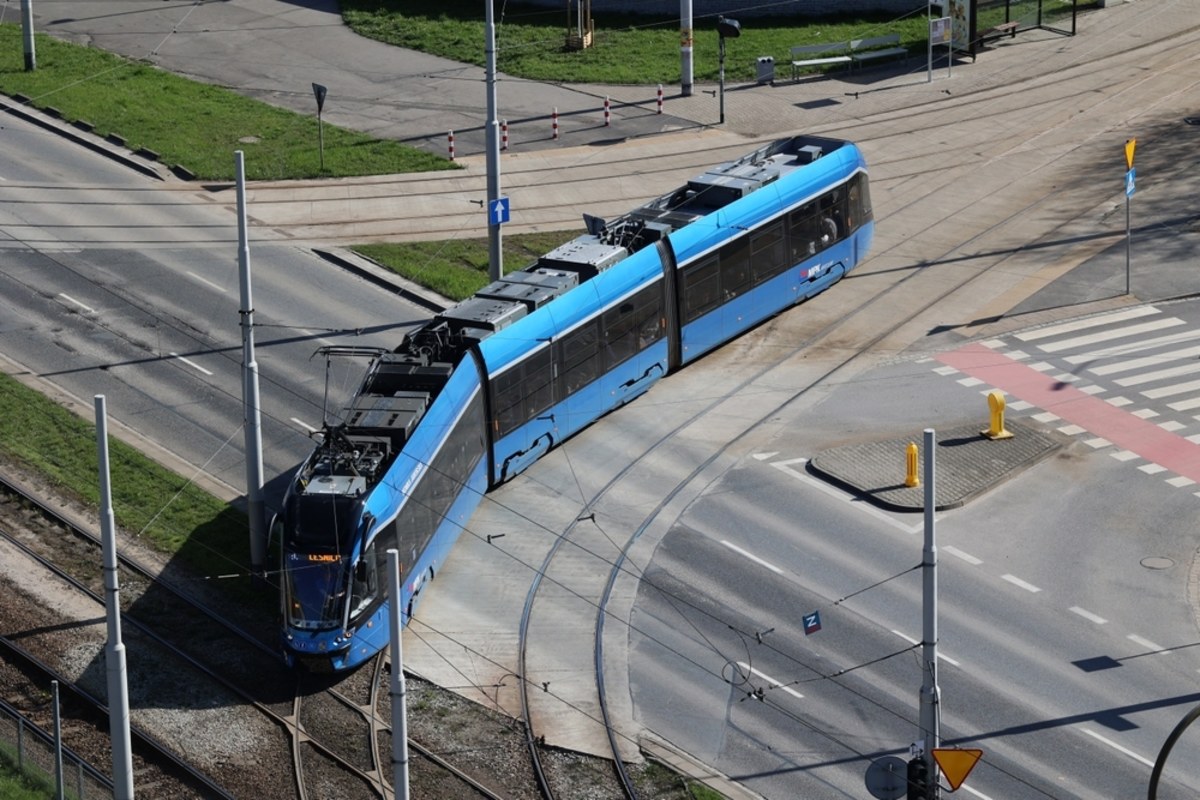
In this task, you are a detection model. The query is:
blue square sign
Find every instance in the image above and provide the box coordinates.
[803,611,821,635]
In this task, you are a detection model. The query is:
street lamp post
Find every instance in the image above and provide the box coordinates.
[717,16,740,125]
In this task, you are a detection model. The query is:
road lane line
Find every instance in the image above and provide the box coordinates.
[1001,574,1041,593]
[186,271,226,292]
[737,661,803,700]
[720,540,782,575]
[58,293,95,314]
[291,417,318,432]
[1080,728,1154,767]
[959,783,995,800]
[1127,634,1165,653]
[890,630,960,666]
[943,546,982,565]
[1069,606,1107,625]
[169,352,214,376]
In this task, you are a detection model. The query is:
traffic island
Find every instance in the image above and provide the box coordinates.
[808,420,1062,511]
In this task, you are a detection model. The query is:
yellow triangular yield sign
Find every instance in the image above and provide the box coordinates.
[932,747,983,791]
[1125,138,1137,169]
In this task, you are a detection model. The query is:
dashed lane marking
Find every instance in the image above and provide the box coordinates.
[1001,574,1041,593]
[1069,606,1108,625]
[169,352,214,376]
[1080,728,1155,768]
[737,661,804,700]
[720,540,782,575]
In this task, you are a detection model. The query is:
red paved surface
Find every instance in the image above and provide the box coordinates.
[937,342,1200,482]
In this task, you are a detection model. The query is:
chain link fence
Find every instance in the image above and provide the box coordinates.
[0,697,112,800]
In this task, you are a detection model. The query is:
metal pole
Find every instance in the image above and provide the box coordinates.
[927,0,933,84]
[52,680,64,800]
[718,34,726,124]
[388,549,410,800]
[920,427,940,798]
[20,0,35,71]
[485,0,503,282]
[236,152,267,581]
[96,396,135,800]
[680,0,693,97]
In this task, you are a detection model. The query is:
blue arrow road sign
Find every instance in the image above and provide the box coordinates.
[489,197,510,225]
[1125,168,1136,197]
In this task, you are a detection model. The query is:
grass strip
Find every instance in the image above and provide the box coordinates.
[0,25,453,181]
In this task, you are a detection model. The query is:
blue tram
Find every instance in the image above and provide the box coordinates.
[276,135,873,670]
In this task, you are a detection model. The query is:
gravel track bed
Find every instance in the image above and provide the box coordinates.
[0,456,698,799]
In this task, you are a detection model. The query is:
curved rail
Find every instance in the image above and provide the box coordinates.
[0,474,512,800]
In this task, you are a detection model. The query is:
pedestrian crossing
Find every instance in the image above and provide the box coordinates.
[930,302,1200,495]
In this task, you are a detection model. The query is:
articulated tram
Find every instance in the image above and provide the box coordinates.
[276,135,874,670]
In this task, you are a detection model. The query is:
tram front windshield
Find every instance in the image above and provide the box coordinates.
[285,552,347,630]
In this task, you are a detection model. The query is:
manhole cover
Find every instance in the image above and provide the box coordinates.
[1141,556,1174,570]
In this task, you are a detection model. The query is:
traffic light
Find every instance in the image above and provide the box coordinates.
[907,756,928,800]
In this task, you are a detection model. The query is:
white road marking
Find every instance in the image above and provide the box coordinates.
[1092,345,1200,377]
[1001,574,1041,593]
[959,783,996,800]
[890,630,960,666]
[769,458,923,534]
[720,540,782,574]
[1142,377,1200,399]
[169,352,214,376]
[737,661,804,700]
[1014,306,1159,341]
[1069,606,1107,625]
[186,271,226,292]
[291,417,318,432]
[299,327,336,347]
[1127,634,1165,653]
[58,293,95,314]
[1065,327,1200,364]
[752,452,778,460]
[943,546,982,565]
[1037,317,1183,353]
[1080,728,1155,767]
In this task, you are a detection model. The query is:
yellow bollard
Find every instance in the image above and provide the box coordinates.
[905,441,920,487]
[982,389,1014,440]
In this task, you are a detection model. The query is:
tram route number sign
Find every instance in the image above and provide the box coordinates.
[803,610,821,635]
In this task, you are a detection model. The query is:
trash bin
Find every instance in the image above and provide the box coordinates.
[756,56,775,85]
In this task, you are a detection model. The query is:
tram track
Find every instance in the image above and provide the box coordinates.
[0,471,524,800]
[504,22,1200,793]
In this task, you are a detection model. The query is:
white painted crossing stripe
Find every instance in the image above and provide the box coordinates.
[890,630,960,666]
[291,417,318,432]
[943,546,982,565]
[1106,396,1132,406]
[1167,396,1200,412]
[1069,606,1107,624]
[1084,437,1111,448]
[1036,317,1184,353]
[1131,408,1159,419]
[58,293,95,314]
[737,661,804,700]
[169,352,214,376]
[1001,574,1041,593]
[1127,634,1165,653]
[1138,463,1166,475]
[1014,306,1160,341]
[1090,344,1200,376]
[720,540,782,574]
[1058,424,1086,436]
[1143,378,1200,399]
[1079,385,1106,395]
[1030,361,1055,372]
[957,377,984,387]
[1064,327,1200,364]
[1114,361,1200,387]
[1080,728,1155,768]
[1110,450,1138,461]
[186,271,226,292]
[1158,420,1186,432]
[933,365,959,376]
[1166,475,1195,487]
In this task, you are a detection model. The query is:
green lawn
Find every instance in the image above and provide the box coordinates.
[342,0,938,83]
[0,25,453,181]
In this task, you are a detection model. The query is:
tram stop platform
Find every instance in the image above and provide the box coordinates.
[808,420,1062,511]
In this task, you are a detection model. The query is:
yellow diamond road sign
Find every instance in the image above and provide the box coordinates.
[932,748,983,791]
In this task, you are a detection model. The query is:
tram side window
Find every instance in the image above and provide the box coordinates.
[490,367,524,438]
[604,283,666,366]
[720,236,752,299]
[522,346,554,421]
[681,256,721,322]
[557,320,602,396]
[349,540,379,619]
[849,173,872,227]
[787,202,824,261]
[750,222,787,285]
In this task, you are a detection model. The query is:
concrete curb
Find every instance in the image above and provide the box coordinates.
[639,733,765,800]
[312,248,450,315]
[1,95,167,182]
